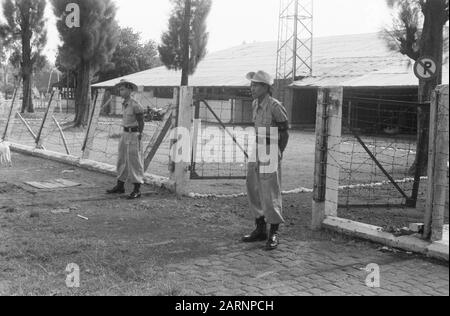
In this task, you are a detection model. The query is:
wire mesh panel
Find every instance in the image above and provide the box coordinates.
[81,92,173,177]
[6,92,174,179]
[336,97,428,210]
[0,98,18,140]
[190,94,254,180]
[0,99,9,136]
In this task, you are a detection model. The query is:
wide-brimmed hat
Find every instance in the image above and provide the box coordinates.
[114,79,138,92]
[246,70,274,86]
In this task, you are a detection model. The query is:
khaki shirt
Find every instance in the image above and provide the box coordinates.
[122,97,145,128]
[253,95,288,128]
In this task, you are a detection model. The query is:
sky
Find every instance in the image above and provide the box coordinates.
[8,0,394,64]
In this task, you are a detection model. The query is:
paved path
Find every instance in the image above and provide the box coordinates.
[162,238,449,296]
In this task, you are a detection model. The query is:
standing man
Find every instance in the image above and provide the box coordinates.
[107,79,145,200]
[242,71,290,251]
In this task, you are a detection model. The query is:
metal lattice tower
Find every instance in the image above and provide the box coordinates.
[275,0,313,94]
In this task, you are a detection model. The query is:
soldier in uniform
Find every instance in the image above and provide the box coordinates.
[242,71,290,251]
[107,79,145,200]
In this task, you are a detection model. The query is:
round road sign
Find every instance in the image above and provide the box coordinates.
[414,56,439,81]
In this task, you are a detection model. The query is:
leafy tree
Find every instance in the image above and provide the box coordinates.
[0,0,48,113]
[0,37,5,62]
[138,40,162,72]
[384,0,449,176]
[158,0,212,86]
[0,36,8,97]
[55,50,76,90]
[97,27,161,82]
[51,0,120,127]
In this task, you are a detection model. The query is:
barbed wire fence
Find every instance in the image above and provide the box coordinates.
[190,94,252,181]
[338,97,426,210]
[312,85,449,242]
[2,89,175,181]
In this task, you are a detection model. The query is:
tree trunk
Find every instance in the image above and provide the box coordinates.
[20,4,34,114]
[409,0,446,176]
[21,66,34,113]
[74,69,82,123]
[180,0,191,86]
[2,65,7,98]
[74,61,92,127]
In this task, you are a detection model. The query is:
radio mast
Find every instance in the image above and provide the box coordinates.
[275,0,313,102]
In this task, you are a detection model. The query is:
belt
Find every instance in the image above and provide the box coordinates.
[256,137,272,145]
[124,126,139,133]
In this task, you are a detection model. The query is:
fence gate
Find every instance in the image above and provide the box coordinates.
[190,93,253,180]
[334,95,430,210]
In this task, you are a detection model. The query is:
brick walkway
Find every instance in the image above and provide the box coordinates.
[163,238,449,296]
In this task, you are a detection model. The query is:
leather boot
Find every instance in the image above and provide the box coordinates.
[266,224,280,251]
[242,217,268,243]
[107,180,125,194]
[128,183,142,200]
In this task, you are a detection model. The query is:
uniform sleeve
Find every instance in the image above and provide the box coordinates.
[132,100,145,115]
[271,102,288,123]
[252,99,258,110]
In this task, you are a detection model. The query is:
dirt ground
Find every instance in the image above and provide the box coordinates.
[0,153,448,296]
[0,153,331,295]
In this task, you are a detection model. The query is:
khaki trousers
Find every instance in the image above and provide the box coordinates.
[246,157,284,225]
[117,132,144,184]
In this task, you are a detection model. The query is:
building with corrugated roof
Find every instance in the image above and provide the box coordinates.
[93,32,449,128]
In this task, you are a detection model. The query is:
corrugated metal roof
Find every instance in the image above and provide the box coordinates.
[294,59,449,87]
[93,40,278,88]
[93,32,448,88]
[342,62,449,87]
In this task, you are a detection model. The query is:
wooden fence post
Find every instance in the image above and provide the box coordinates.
[144,112,173,171]
[81,89,104,159]
[35,91,56,148]
[424,85,449,241]
[17,113,38,141]
[52,115,71,155]
[312,86,343,230]
[2,87,20,141]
